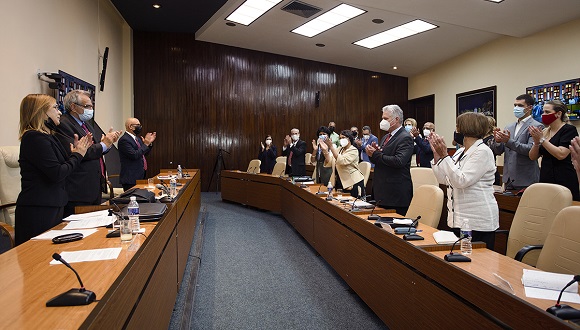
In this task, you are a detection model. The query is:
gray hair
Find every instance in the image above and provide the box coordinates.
[63,90,91,111]
[382,104,404,123]
[362,125,371,132]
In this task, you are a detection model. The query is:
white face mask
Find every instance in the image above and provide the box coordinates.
[265,139,272,145]
[339,138,349,147]
[379,119,390,131]
[78,108,94,122]
[363,134,370,140]
[423,129,431,137]
[291,134,299,141]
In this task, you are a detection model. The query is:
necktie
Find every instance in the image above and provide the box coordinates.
[135,137,148,171]
[288,145,293,167]
[81,122,106,177]
[382,134,391,148]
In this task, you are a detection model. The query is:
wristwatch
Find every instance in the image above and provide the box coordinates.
[539,137,546,145]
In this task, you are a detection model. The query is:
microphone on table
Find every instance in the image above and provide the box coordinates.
[367,200,382,220]
[181,165,191,177]
[503,177,515,195]
[394,216,422,234]
[156,183,170,196]
[443,236,472,262]
[315,183,325,195]
[46,253,96,307]
[403,216,424,241]
[546,275,580,320]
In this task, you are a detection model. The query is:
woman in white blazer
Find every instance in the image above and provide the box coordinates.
[429,112,499,249]
[320,130,365,197]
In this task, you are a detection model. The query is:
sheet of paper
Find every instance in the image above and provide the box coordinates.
[393,218,413,225]
[62,216,114,230]
[524,287,580,304]
[63,209,110,221]
[433,231,459,244]
[353,200,373,208]
[49,247,122,264]
[522,269,579,292]
[31,229,98,240]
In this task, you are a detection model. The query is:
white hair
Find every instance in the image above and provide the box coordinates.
[382,104,404,123]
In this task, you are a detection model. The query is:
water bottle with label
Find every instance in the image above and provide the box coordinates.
[170,177,177,198]
[460,219,472,256]
[127,196,140,232]
[326,182,333,201]
[177,165,183,179]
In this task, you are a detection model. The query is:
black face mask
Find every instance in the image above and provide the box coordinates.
[351,131,358,137]
[454,131,464,146]
[133,125,143,135]
[328,126,335,133]
[44,117,57,131]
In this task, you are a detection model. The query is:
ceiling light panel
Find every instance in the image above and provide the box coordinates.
[226,0,283,26]
[354,20,438,49]
[292,4,366,38]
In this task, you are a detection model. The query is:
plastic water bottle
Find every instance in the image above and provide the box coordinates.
[177,165,183,179]
[128,196,140,232]
[326,182,333,201]
[170,177,177,198]
[460,219,472,256]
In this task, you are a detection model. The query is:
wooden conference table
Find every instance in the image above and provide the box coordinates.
[221,170,579,329]
[0,170,201,329]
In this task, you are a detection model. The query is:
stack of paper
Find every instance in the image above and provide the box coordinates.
[432,231,459,244]
[522,269,580,303]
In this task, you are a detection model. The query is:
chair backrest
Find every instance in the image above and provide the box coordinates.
[247,159,261,173]
[359,161,371,186]
[305,153,312,165]
[276,156,286,164]
[536,206,580,275]
[405,185,443,228]
[507,183,573,266]
[272,162,286,177]
[410,167,439,192]
[0,146,21,227]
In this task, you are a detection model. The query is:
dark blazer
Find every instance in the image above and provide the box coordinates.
[281,140,306,176]
[55,112,105,205]
[370,128,414,208]
[118,132,152,185]
[414,136,433,168]
[258,145,277,174]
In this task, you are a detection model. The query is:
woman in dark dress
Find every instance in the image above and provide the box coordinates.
[15,94,91,245]
[310,126,334,186]
[258,135,277,174]
[529,100,579,201]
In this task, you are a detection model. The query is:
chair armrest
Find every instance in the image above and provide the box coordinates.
[514,244,543,262]
[0,221,15,250]
[495,229,509,235]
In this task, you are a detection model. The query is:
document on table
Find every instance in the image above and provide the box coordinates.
[63,209,110,221]
[49,247,122,264]
[522,269,580,303]
[31,229,98,240]
[62,216,114,230]
[432,231,459,244]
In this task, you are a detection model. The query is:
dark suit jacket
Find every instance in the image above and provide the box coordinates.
[55,112,106,205]
[17,131,84,206]
[414,136,433,168]
[118,132,152,185]
[281,140,306,176]
[370,128,414,208]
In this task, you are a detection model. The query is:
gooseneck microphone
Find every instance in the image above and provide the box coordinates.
[156,183,170,195]
[546,275,580,320]
[315,184,325,195]
[444,236,472,262]
[402,216,424,241]
[46,253,97,307]
[367,200,382,220]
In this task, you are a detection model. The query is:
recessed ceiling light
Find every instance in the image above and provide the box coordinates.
[153,4,161,9]
[393,66,398,70]
[354,20,438,49]
[226,0,283,26]
[371,75,380,79]
[316,43,325,47]
[372,19,384,24]
[485,0,504,2]
[292,4,366,38]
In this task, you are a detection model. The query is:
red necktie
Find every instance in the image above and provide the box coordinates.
[135,137,148,171]
[382,134,391,148]
[81,122,105,177]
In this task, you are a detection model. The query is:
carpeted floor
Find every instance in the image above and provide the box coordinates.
[173,192,387,329]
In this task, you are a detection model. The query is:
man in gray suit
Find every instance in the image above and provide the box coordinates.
[491,94,544,190]
[365,105,414,215]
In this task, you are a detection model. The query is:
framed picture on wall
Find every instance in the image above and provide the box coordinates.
[456,86,497,119]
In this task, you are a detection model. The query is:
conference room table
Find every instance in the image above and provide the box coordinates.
[0,170,201,329]
[221,170,579,329]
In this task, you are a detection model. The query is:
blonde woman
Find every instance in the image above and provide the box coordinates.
[15,94,91,245]
[529,100,579,200]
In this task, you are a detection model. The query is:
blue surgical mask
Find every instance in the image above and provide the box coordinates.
[405,125,412,132]
[513,106,525,119]
[78,108,94,122]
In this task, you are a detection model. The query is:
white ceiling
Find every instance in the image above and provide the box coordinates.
[196,0,580,77]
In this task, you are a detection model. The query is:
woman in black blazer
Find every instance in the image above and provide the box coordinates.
[15,94,91,245]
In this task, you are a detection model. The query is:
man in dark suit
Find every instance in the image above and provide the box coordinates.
[281,128,306,176]
[55,90,121,217]
[410,122,435,167]
[119,117,157,191]
[365,105,414,215]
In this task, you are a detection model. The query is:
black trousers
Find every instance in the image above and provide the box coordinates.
[344,180,365,198]
[15,205,63,246]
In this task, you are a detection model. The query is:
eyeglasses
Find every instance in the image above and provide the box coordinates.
[74,103,93,109]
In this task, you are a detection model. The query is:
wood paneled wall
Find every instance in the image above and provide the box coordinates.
[134,32,408,191]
